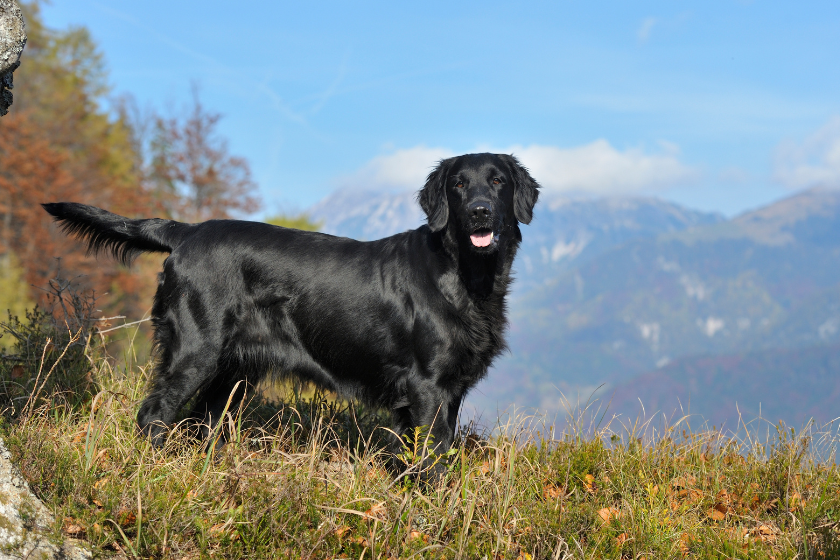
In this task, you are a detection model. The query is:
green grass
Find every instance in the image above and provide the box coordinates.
[1,316,839,559]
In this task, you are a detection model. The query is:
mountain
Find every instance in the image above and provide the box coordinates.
[308,187,840,427]
[308,190,425,241]
[474,188,840,422]
[606,343,840,429]
[505,188,840,373]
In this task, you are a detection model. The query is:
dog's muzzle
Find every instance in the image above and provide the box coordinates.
[467,201,497,248]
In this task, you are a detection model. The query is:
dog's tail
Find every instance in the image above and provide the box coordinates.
[42,202,194,265]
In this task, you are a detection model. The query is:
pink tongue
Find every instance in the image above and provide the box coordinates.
[470,231,493,247]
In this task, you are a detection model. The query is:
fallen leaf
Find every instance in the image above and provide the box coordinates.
[789,491,806,511]
[615,532,629,546]
[93,477,109,490]
[350,536,369,547]
[117,509,136,527]
[583,474,596,493]
[543,484,564,500]
[516,552,533,560]
[365,502,387,521]
[97,450,111,466]
[334,525,352,539]
[671,475,697,490]
[707,506,726,521]
[208,522,238,541]
[679,533,694,556]
[670,487,703,510]
[407,530,430,544]
[63,518,85,537]
[11,364,24,379]
[366,467,385,481]
[597,507,621,524]
[753,525,777,543]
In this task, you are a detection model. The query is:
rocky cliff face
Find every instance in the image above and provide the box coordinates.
[0,0,26,116]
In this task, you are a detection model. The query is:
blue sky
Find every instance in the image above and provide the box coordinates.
[41,1,840,218]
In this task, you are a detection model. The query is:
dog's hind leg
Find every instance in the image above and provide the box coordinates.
[187,371,251,441]
[137,342,223,447]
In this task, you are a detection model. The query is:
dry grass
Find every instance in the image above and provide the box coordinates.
[1,318,839,559]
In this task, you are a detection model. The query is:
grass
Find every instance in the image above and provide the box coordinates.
[1,308,840,558]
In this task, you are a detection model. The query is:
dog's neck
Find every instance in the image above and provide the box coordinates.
[439,222,521,300]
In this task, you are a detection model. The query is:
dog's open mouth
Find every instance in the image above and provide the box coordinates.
[470,228,495,248]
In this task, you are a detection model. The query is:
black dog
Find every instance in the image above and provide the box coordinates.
[43,152,539,466]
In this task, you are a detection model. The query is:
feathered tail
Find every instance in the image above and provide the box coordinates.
[42,202,193,265]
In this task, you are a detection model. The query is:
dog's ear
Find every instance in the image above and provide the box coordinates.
[501,154,540,225]
[417,158,453,232]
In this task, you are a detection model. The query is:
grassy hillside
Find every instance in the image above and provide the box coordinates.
[1,310,839,558]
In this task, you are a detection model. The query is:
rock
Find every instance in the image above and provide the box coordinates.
[0,0,26,116]
[0,438,91,560]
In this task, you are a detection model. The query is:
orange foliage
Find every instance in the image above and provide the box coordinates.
[0,109,159,318]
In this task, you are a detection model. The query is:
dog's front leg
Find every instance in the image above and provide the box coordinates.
[388,382,463,481]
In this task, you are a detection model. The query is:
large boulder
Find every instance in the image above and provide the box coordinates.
[0,438,91,560]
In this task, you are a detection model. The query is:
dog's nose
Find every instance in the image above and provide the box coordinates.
[468,201,493,220]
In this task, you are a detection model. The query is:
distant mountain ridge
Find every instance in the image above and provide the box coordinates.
[308,190,424,240]
[308,187,840,427]
[607,342,840,428]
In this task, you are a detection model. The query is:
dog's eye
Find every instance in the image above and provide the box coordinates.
[493,178,501,185]
[455,181,464,188]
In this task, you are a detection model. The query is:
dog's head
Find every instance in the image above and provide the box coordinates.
[418,153,540,253]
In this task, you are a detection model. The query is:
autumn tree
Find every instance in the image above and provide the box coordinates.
[148,88,260,222]
[0,2,153,318]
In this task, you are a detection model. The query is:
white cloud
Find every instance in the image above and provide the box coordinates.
[337,141,696,197]
[509,141,697,196]
[337,146,454,191]
[637,17,657,42]
[774,116,840,189]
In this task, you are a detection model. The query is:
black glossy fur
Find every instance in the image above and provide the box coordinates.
[42,153,539,465]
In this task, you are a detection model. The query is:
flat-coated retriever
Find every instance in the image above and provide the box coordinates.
[43,152,539,469]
